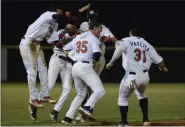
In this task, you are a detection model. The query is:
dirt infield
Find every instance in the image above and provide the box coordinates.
[130,120,185,126]
[99,119,185,126]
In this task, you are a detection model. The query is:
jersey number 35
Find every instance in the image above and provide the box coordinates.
[76,41,88,53]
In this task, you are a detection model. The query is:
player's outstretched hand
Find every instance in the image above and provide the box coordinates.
[79,4,91,12]
[159,67,168,72]
[106,63,113,69]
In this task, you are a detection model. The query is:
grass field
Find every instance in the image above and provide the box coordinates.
[1,82,185,126]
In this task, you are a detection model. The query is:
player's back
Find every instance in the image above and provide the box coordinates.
[121,36,154,72]
[24,11,57,40]
[72,31,100,62]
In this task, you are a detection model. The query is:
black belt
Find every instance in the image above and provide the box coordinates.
[56,54,75,64]
[129,69,148,75]
[73,61,90,64]
[82,61,90,63]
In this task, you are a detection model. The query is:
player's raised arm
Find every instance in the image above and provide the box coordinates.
[52,4,90,21]
[149,46,168,72]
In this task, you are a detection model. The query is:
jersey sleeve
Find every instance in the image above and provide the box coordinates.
[46,31,59,44]
[79,22,89,32]
[149,46,163,64]
[63,39,74,51]
[91,37,102,53]
[100,25,114,37]
[115,39,128,52]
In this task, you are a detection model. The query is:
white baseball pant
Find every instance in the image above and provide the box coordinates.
[19,38,49,100]
[65,61,105,119]
[48,53,73,111]
[118,70,150,106]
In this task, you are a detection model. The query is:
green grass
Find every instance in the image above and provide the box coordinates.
[1,83,185,126]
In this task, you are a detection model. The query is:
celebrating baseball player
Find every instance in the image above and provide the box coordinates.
[19,3,90,121]
[106,27,168,126]
[48,23,80,123]
[76,8,117,122]
[60,21,105,124]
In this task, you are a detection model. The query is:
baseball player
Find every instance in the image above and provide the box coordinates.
[61,21,105,124]
[106,27,168,126]
[49,23,80,123]
[76,9,117,122]
[19,4,90,121]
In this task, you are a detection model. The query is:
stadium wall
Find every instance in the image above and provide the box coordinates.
[1,46,185,83]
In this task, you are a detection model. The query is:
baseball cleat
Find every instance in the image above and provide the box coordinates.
[118,121,129,126]
[41,96,57,104]
[143,121,150,126]
[29,99,44,108]
[28,104,37,121]
[78,107,95,121]
[61,117,76,124]
[50,110,59,123]
[75,113,83,121]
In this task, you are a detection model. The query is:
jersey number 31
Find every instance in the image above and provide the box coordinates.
[76,41,88,53]
[134,48,146,63]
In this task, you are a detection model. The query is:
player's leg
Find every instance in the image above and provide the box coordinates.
[76,56,106,122]
[37,47,56,104]
[79,72,105,121]
[47,54,61,90]
[62,77,87,124]
[19,43,43,108]
[118,73,135,126]
[135,72,150,126]
[50,65,73,122]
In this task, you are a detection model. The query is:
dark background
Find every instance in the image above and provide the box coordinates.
[1,0,185,83]
[2,0,185,47]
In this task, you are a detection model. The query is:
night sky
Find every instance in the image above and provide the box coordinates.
[2,1,185,47]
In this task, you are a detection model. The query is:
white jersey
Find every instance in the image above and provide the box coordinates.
[63,31,101,62]
[79,22,114,55]
[116,36,163,72]
[22,11,58,45]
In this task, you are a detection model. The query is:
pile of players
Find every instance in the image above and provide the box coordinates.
[19,4,168,126]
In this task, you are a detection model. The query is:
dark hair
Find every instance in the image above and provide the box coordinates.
[130,27,141,36]
[89,21,101,30]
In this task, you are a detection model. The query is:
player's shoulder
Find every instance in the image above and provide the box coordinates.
[121,37,130,41]
[80,21,89,26]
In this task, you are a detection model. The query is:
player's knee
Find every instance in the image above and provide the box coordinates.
[118,96,128,106]
[136,94,147,100]
[94,88,105,97]
[61,87,71,98]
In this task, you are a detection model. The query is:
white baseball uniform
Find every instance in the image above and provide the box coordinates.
[79,22,115,75]
[47,29,73,112]
[114,36,163,106]
[63,31,105,119]
[19,11,59,100]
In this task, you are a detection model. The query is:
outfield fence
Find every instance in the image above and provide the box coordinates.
[1,45,185,83]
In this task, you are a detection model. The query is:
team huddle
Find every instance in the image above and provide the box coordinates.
[19,4,168,126]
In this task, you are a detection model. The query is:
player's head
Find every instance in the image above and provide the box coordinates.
[89,21,102,37]
[129,20,141,37]
[64,23,77,36]
[87,9,99,21]
[129,27,141,37]
[50,4,63,14]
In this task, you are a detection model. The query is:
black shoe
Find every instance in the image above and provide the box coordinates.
[118,121,129,126]
[50,110,59,123]
[28,104,37,121]
[61,117,76,124]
